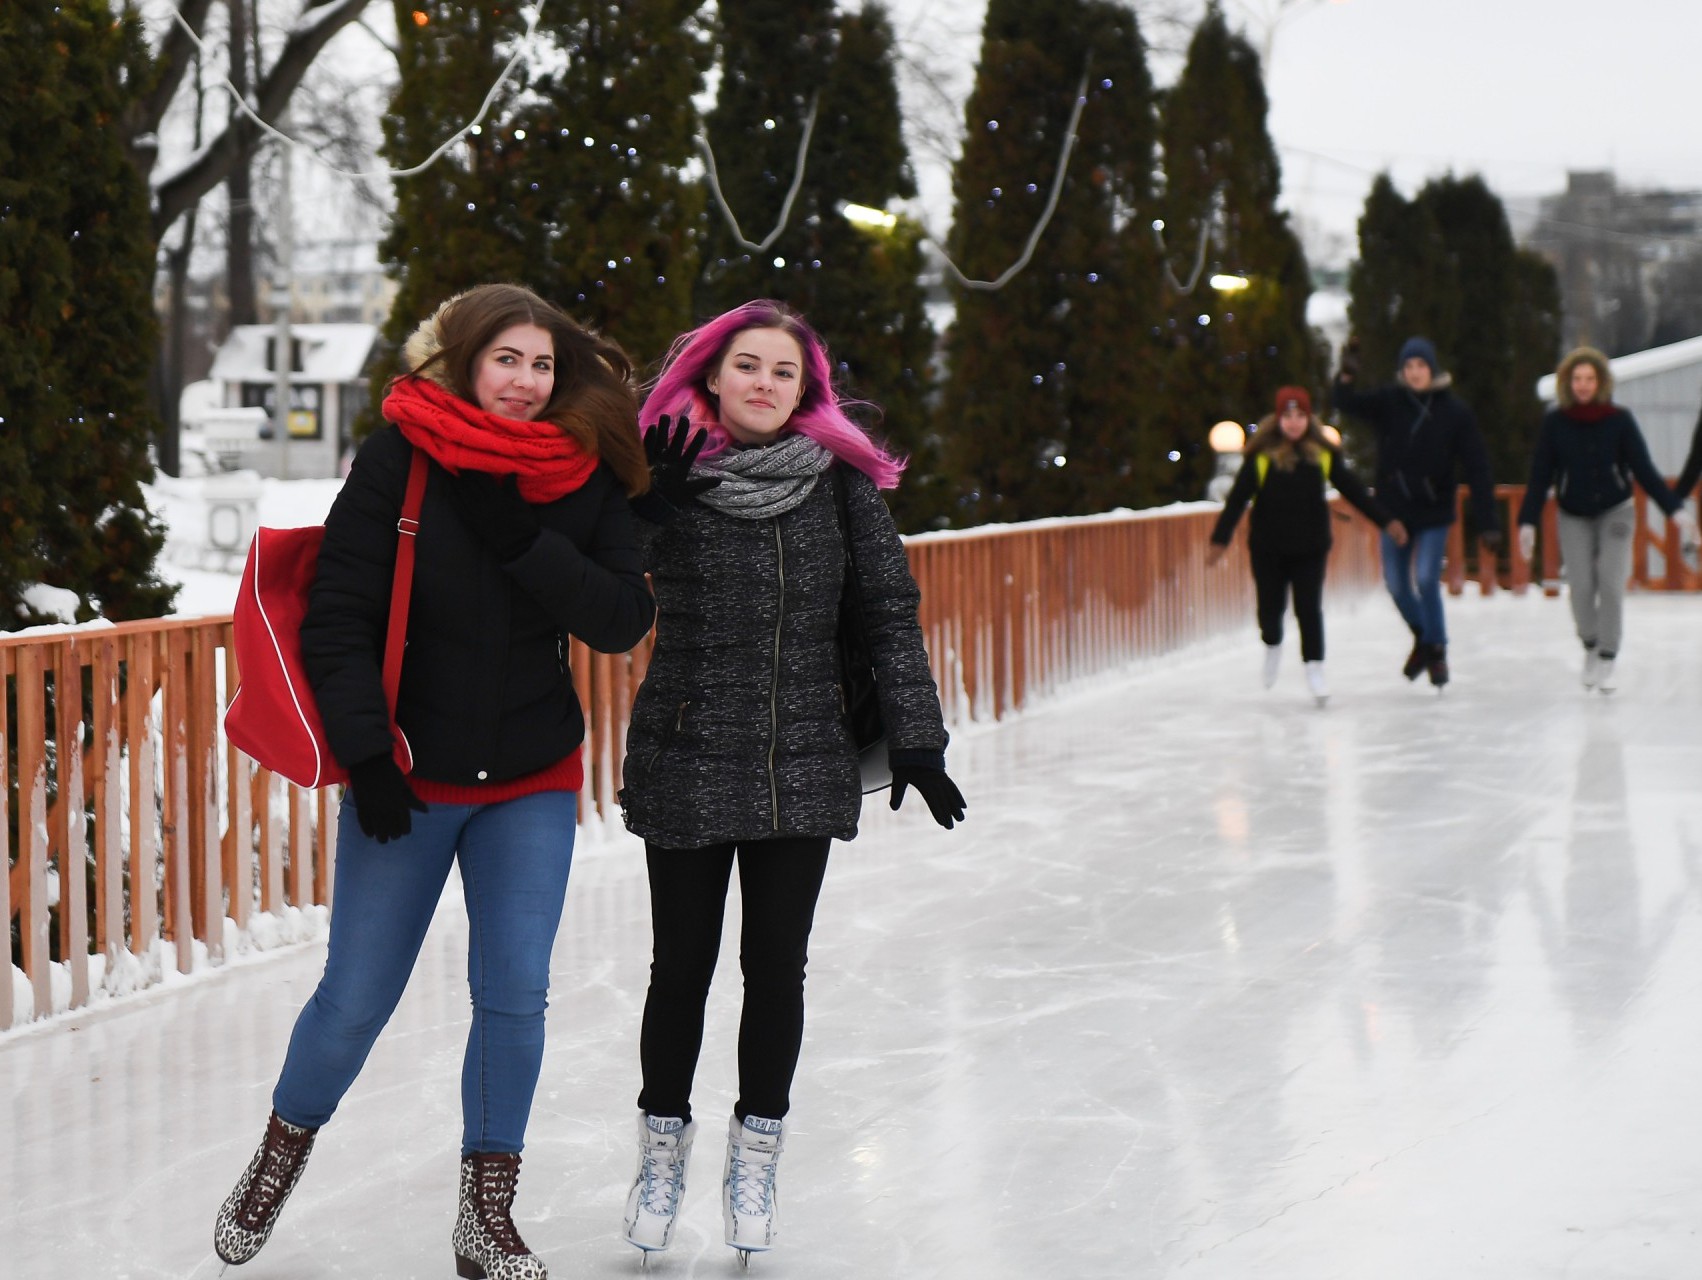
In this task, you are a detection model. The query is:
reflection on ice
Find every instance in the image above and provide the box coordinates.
[5,592,1702,1277]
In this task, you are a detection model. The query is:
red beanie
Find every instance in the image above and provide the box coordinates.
[1274,385,1311,416]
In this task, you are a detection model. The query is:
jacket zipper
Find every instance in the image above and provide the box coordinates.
[768,521,784,830]
[646,701,690,773]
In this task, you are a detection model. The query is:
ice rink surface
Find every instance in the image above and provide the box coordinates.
[6,590,1702,1278]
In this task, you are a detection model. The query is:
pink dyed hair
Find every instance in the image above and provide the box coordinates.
[638,300,907,489]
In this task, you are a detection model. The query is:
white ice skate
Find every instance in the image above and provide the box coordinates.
[1304,660,1329,707]
[723,1114,785,1267]
[1595,656,1617,693]
[1581,649,1600,689]
[1262,644,1281,689]
[624,1113,695,1261]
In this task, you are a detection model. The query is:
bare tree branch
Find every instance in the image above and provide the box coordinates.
[137,0,218,137]
[151,0,372,237]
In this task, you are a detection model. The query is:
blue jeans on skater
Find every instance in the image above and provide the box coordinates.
[1381,523,1450,646]
[272,789,576,1155]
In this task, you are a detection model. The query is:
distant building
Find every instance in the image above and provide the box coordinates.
[206,324,380,478]
[1536,334,1702,474]
[1524,171,1702,356]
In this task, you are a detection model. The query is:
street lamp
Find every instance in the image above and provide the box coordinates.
[840,201,898,231]
[1207,420,1246,501]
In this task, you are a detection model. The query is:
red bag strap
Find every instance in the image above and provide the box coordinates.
[380,449,429,712]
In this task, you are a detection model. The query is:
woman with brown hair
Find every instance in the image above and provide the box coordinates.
[1517,346,1695,692]
[1209,385,1405,705]
[212,283,656,1279]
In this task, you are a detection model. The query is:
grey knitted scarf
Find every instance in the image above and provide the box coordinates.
[692,434,836,520]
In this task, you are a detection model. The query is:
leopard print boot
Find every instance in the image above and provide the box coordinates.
[451,1152,548,1279]
[214,1111,319,1265]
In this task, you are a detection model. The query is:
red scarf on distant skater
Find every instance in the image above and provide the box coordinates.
[382,375,598,501]
[1563,401,1618,423]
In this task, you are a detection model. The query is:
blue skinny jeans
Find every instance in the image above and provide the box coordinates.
[1380,524,1451,646]
[272,789,576,1155]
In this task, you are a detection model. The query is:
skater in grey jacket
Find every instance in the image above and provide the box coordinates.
[616,301,964,1264]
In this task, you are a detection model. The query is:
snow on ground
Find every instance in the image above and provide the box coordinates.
[6,589,1702,1278]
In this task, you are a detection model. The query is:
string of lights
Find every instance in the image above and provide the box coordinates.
[695,94,821,255]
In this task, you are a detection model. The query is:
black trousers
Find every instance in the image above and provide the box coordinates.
[1251,547,1329,662]
[637,836,832,1125]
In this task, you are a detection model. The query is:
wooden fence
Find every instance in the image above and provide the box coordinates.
[15,485,1689,1030]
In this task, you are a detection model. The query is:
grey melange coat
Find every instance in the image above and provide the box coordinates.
[619,465,947,848]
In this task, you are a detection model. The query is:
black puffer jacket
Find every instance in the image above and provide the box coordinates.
[1331,376,1495,531]
[619,465,946,848]
[1519,405,1680,524]
[301,426,655,785]
[1211,441,1392,558]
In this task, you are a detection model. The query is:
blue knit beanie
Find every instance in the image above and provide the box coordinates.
[1397,336,1439,374]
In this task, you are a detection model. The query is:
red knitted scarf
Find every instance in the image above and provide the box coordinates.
[382,375,599,501]
[1563,401,1618,423]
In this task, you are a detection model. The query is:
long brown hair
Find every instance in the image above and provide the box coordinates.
[1246,412,1329,472]
[410,283,650,495]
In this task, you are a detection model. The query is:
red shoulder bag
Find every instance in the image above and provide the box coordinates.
[225,449,428,789]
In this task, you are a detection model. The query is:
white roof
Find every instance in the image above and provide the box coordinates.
[208,323,379,385]
[1537,333,1702,398]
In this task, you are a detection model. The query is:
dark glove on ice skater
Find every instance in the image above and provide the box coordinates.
[1338,336,1361,382]
[889,766,967,829]
[348,754,428,843]
[447,471,540,562]
[643,415,723,509]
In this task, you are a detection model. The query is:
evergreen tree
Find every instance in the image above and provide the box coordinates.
[1153,3,1315,503]
[371,0,710,430]
[694,0,836,312]
[1344,173,1560,482]
[936,0,1158,524]
[693,3,939,530]
[0,0,175,628]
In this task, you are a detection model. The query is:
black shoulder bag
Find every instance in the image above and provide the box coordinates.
[829,466,892,793]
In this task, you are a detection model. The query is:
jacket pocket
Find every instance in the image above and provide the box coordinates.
[645,701,691,774]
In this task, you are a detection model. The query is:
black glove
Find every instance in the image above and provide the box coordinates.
[889,765,967,829]
[1338,336,1361,383]
[448,471,540,562]
[1479,527,1503,552]
[643,415,722,508]
[347,753,427,844]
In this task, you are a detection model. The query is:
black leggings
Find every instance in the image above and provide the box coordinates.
[637,836,832,1125]
[1251,548,1329,662]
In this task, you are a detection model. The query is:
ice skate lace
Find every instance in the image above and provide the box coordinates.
[470,1154,528,1254]
[237,1118,313,1229]
[728,1150,777,1216]
[638,1146,686,1214]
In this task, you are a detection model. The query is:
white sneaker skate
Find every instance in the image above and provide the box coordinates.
[624,1113,695,1257]
[1595,656,1617,693]
[1581,649,1600,689]
[1262,644,1281,689]
[723,1114,784,1265]
[1304,660,1329,706]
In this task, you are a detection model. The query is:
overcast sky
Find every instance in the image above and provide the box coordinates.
[885,0,1702,266]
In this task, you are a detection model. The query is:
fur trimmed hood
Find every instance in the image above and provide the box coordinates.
[1555,346,1614,408]
[400,294,461,392]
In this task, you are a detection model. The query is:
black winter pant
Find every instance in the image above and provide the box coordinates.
[1251,547,1329,662]
[638,836,832,1125]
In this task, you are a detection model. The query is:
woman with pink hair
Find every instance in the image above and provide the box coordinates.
[616,301,964,1264]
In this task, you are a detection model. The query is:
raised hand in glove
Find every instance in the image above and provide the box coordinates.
[448,471,540,562]
[889,765,967,830]
[348,753,427,844]
[1338,335,1361,383]
[643,415,722,509]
